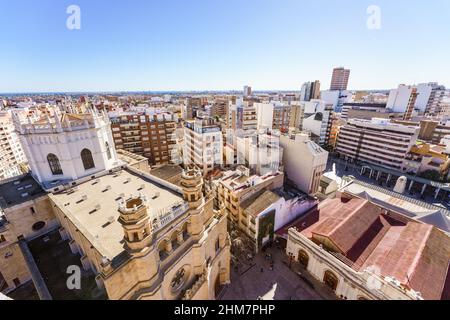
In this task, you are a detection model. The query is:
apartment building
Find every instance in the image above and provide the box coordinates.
[236,100,258,133]
[243,86,252,97]
[392,119,450,145]
[184,97,207,120]
[236,130,283,176]
[301,100,333,146]
[330,67,350,91]
[215,166,283,242]
[183,117,223,176]
[341,103,387,120]
[425,84,450,116]
[254,102,293,132]
[280,133,329,194]
[109,111,179,167]
[0,111,27,180]
[328,113,344,150]
[336,118,420,171]
[272,105,292,132]
[386,85,419,120]
[289,102,304,130]
[300,81,321,102]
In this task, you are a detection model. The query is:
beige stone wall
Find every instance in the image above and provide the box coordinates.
[3,196,57,241]
[50,201,104,274]
[0,242,31,292]
[0,195,58,293]
[101,204,230,300]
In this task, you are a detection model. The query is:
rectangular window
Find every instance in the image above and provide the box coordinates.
[215,239,220,253]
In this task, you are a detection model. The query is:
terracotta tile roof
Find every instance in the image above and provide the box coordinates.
[310,198,381,254]
[288,196,450,300]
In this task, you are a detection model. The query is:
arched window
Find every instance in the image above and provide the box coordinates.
[298,249,309,269]
[323,270,339,292]
[105,142,112,160]
[47,153,63,175]
[81,149,95,170]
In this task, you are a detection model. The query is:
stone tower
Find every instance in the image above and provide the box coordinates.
[181,166,204,209]
[118,194,152,257]
[180,166,210,236]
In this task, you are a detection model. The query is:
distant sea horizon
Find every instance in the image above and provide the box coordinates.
[0,89,391,97]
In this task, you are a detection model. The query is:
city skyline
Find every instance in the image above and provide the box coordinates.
[1,0,450,93]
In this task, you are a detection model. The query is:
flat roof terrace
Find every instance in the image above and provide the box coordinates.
[49,168,185,260]
[0,174,46,209]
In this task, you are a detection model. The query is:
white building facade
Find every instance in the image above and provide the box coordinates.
[0,111,27,180]
[280,133,329,194]
[13,108,118,187]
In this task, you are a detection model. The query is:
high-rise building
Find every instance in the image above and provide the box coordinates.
[109,110,179,166]
[0,111,27,180]
[421,83,450,116]
[301,100,334,146]
[330,67,350,91]
[386,85,419,120]
[300,81,321,101]
[336,118,420,171]
[183,117,223,176]
[243,85,252,97]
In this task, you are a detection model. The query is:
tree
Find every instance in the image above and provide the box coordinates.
[418,169,442,182]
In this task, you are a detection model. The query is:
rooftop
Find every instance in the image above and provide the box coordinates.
[49,168,185,260]
[286,196,450,300]
[341,179,450,232]
[0,174,46,209]
[116,149,148,166]
[149,164,183,185]
[240,190,281,218]
[284,198,450,299]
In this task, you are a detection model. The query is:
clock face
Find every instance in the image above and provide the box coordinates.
[171,267,186,291]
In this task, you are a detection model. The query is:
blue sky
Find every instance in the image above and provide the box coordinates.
[1,0,449,93]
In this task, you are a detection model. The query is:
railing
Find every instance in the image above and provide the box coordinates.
[153,202,189,231]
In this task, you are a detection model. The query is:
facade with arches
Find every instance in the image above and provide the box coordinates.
[48,166,230,300]
[285,195,450,300]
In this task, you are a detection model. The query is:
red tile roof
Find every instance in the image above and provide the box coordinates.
[286,196,450,300]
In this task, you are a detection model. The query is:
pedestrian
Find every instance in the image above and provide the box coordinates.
[260,267,264,273]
